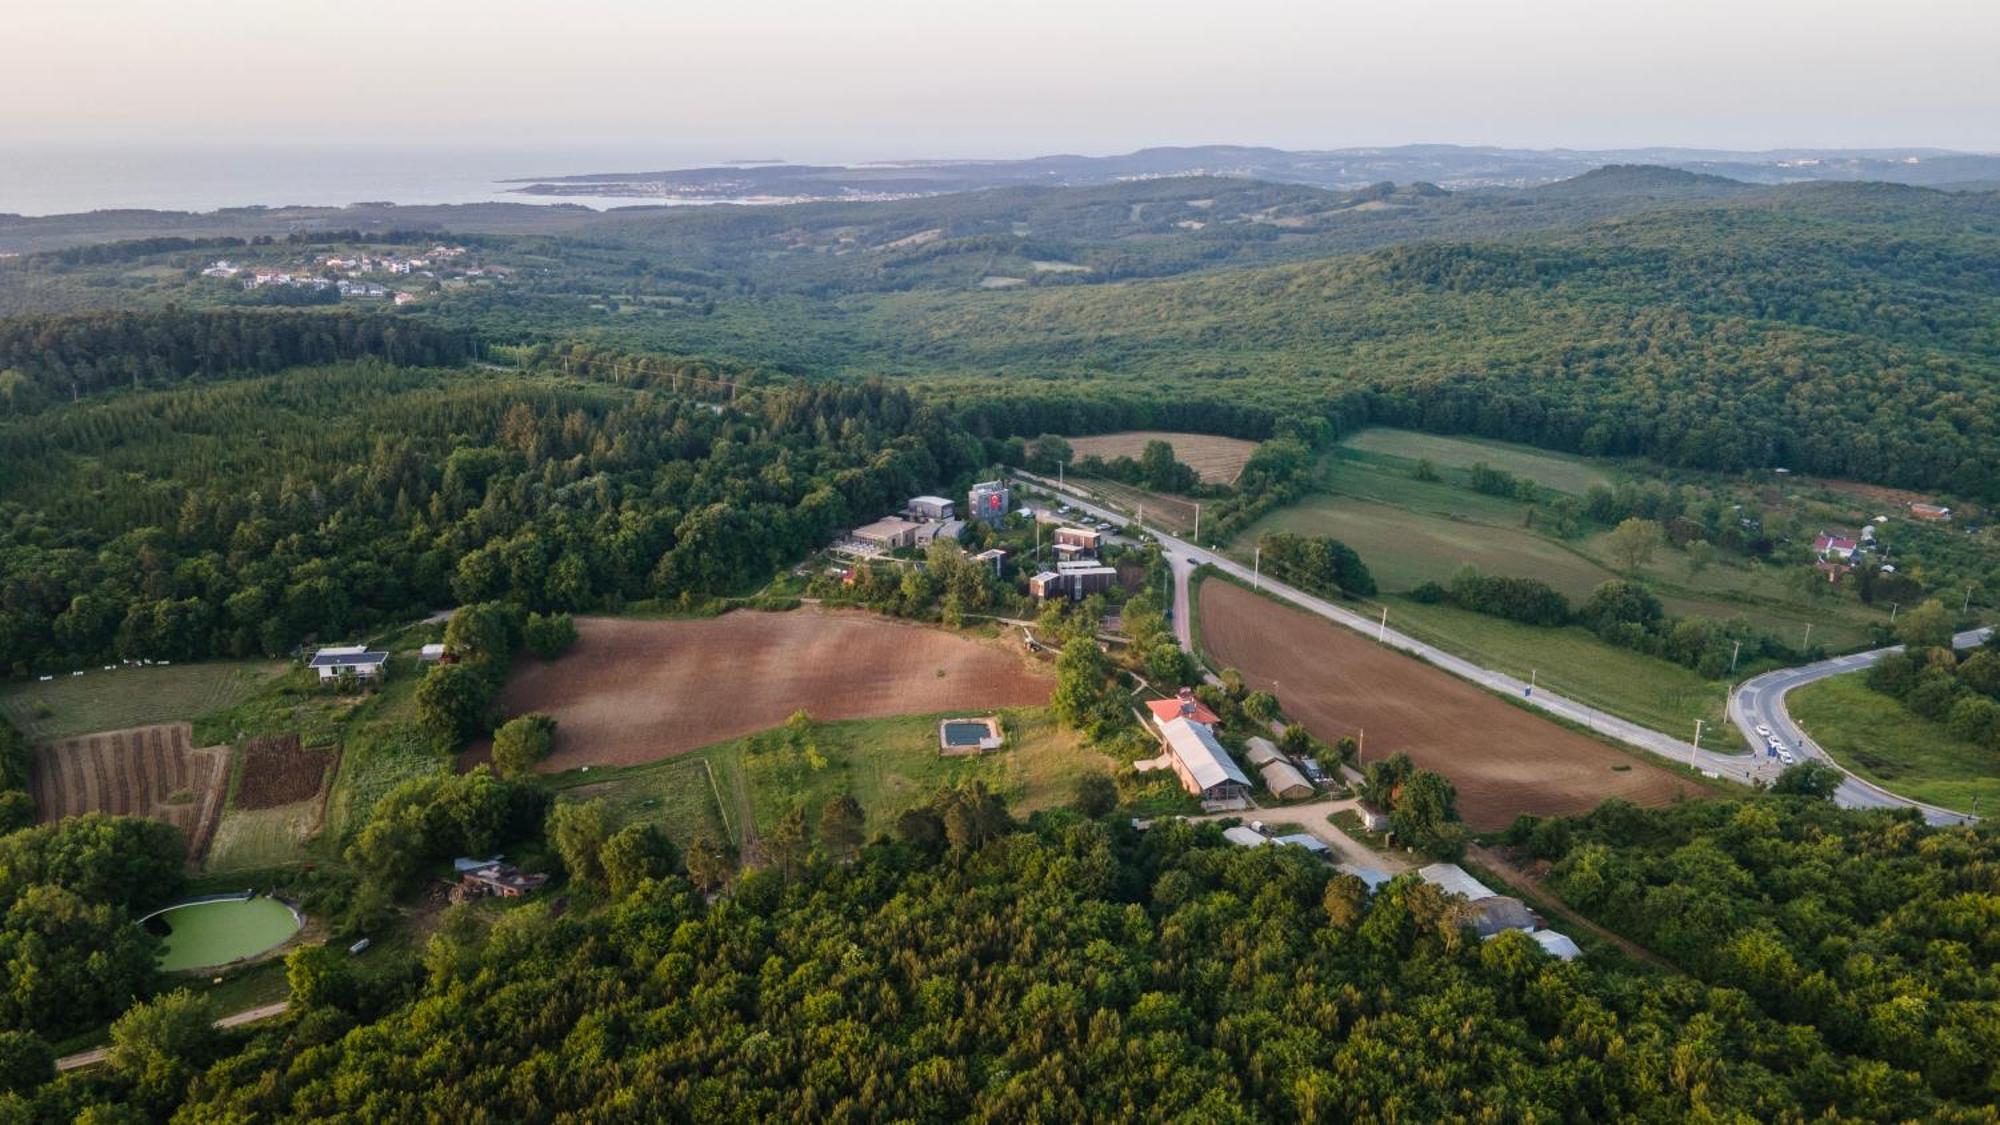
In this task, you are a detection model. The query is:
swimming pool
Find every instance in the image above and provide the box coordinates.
[938,716,1004,754]
[140,895,302,972]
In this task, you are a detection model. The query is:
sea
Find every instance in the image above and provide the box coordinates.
[0,145,744,217]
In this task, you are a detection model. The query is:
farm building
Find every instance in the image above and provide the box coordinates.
[1243,737,1283,767]
[1463,896,1537,938]
[309,645,389,680]
[1418,863,1497,901]
[1259,758,1314,800]
[1147,688,1220,728]
[1054,526,1102,552]
[453,860,549,902]
[967,480,1010,524]
[1273,833,1329,856]
[1530,930,1583,960]
[1222,825,1270,848]
[1158,715,1253,806]
[418,643,446,663]
[1338,863,1393,893]
[907,495,956,521]
[851,517,922,550]
[1356,802,1392,833]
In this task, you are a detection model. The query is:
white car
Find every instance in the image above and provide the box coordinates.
[1777,749,1796,765]
[1755,724,1772,738]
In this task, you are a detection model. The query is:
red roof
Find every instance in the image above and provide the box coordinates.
[1147,692,1219,727]
[1814,534,1857,552]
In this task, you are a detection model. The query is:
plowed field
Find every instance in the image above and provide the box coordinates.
[1198,581,1706,829]
[29,723,229,860]
[480,610,1055,771]
[1067,431,1259,484]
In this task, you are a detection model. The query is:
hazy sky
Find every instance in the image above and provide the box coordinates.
[9,0,1997,156]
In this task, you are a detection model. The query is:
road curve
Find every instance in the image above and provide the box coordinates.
[1015,470,1981,825]
[1731,628,1990,825]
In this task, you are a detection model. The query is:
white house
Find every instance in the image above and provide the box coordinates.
[309,645,389,680]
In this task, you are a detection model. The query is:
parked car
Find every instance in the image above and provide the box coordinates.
[1777,749,1796,765]
[1755,724,1772,738]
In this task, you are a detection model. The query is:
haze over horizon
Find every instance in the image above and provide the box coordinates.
[9,0,1998,157]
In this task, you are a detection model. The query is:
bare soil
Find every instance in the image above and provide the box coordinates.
[1067,431,1260,485]
[1198,581,1707,830]
[234,733,335,811]
[478,610,1055,771]
[30,723,229,860]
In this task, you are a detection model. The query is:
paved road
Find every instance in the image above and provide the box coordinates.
[1014,471,1978,823]
[56,1001,290,1072]
[1731,628,1990,825]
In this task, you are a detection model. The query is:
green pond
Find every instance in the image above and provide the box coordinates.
[145,897,301,972]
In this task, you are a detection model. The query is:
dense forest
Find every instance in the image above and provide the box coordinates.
[5,792,1995,1120]
[0,322,983,675]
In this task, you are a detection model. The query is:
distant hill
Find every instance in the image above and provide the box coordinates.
[1530,164,1754,199]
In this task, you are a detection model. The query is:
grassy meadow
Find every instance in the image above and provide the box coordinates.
[0,661,286,741]
[1788,674,1999,814]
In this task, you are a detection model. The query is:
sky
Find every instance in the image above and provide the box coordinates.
[8,0,1997,157]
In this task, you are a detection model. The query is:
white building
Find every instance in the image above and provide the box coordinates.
[309,645,389,680]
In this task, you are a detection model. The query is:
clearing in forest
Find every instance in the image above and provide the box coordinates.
[1197,580,1708,830]
[29,723,230,860]
[1067,431,1259,485]
[481,611,1055,771]
[1339,428,1615,495]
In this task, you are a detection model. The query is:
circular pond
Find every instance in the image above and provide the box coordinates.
[141,896,302,972]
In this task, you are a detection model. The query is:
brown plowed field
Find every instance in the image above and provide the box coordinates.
[235,734,336,811]
[1067,431,1260,484]
[1199,581,1706,830]
[480,610,1055,771]
[29,723,229,860]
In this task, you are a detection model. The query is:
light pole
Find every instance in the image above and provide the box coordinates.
[1890,602,1899,623]
[1193,503,1201,543]
[1377,606,1389,643]
[1253,544,1261,591]
[1526,668,1536,699]
[1729,639,1742,674]
[1802,622,1813,650]
[1692,718,1704,765]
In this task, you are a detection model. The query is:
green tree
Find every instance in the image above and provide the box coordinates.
[684,832,735,895]
[108,989,219,1108]
[817,796,866,861]
[1770,760,1843,800]
[1895,599,1953,650]
[522,612,578,660]
[1051,635,1112,733]
[415,663,490,746]
[547,800,611,888]
[600,823,680,897]
[490,713,556,779]
[1684,539,1717,576]
[1390,769,1466,857]
[1071,773,1118,818]
[766,807,812,879]
[0,1030,53,1096]
[1607,518,1665,572]
[285,944,358,1012]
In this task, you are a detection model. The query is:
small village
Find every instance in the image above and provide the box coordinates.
[198,243,507,305]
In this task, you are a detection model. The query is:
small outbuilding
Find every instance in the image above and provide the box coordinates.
[1418,862,1498,902]
[1222,825,1270,848]
[1530,930,1583,961]
[1273,833,1329,856]
[1258,759,1314,800]
[1243,737,1283,767]
[1462,895,1537,938]
[851,517,922,550]
[1336,863,1393,893]
[1356,802,1392,833]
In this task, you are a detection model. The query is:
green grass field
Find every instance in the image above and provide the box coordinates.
[1340,428,1616,495]
[205,802,327,874]
[1381,597,1729,734]
[1788,674,1999,814]
[550,708,1109,847]
[0,661,286,741]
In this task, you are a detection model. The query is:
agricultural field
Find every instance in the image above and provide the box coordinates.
[1197,579,1709,830]
[1068,478,1201,536]
[551,708,1103,848]
[203,734,339,873]
[486,611,1056,771]
[1341,428,1615,494]
[0,661,285,742]
[1788,674,1999,814]
[1381,597,1729,735]
[1066,431,1260,484]
[28,723,230,860]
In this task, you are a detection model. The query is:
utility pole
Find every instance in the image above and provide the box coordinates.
[1526,669,1536,699]
[1253,544,1261,591]
[1193,503,1201,543]
[1729,639,1742,674]
[1803,622,1813,650]
[1692,718,1704,765]
[1890,602,1899,623]
[1377,606,1389,643]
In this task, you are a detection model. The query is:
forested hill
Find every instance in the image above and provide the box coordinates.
[860,187,2000,496]
[0,309,474,410]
